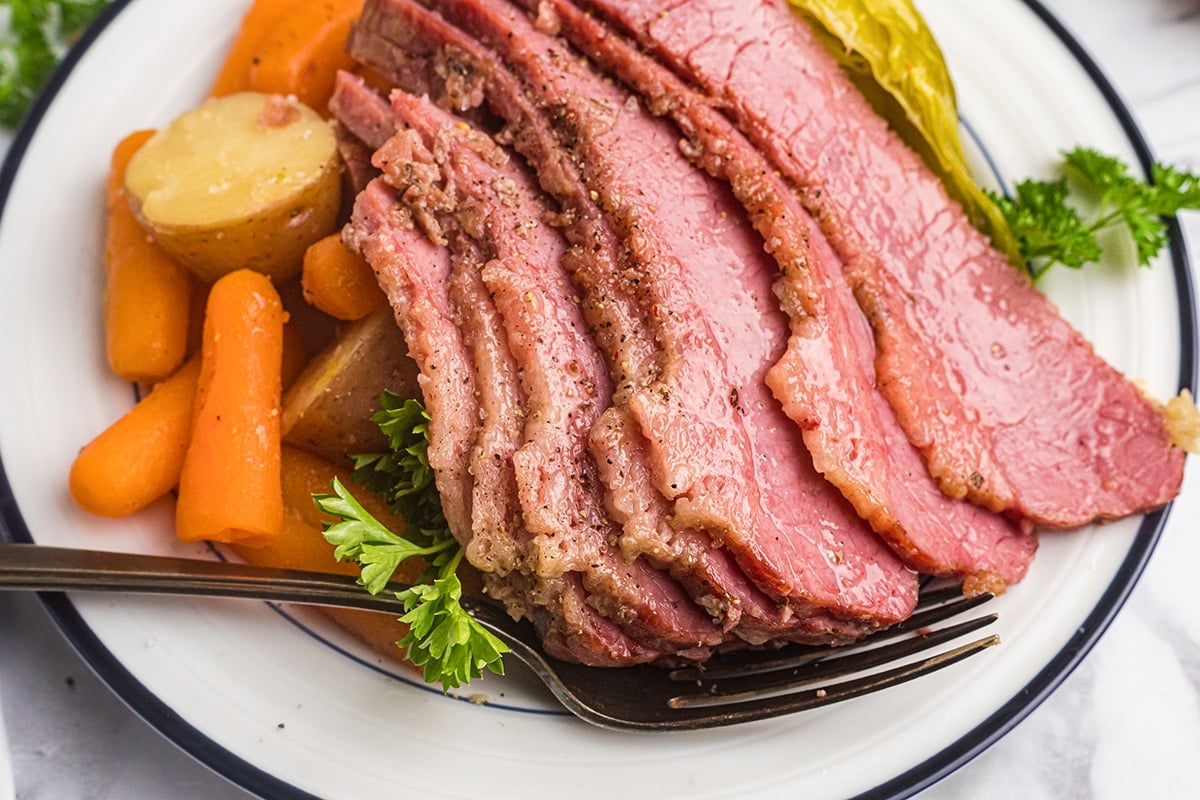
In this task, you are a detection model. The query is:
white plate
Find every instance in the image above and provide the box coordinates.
[0,1,1192,798]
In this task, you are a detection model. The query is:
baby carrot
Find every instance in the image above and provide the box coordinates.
[209,0,306,97]
[176,269,286,546]
[104,130,197,384]
[246,0,365,112]
[69,356,201,518]
[300,232,387,320]
[229,445,428,667]
[229,445,361,574]
[106,130,155,204]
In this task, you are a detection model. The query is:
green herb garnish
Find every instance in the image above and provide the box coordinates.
[989,147,1200,281]
[0,0,110,128]
[313,393,508,689]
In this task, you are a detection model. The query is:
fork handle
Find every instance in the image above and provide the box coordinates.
[0,543,564,701]
[0,543,415,614]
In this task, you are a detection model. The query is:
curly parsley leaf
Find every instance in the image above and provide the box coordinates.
[315,477,453,593]
[397,569,510,688]
[989,178,1100,279]
[314,395,508,690]
[349,392,449,552]
[989,148,1200,281]
[0,0,110,128]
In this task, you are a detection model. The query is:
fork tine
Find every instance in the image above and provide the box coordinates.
[670,590,996,681]
[667,613,999,704]
[660,634,1001,726]
[885,590,996,637]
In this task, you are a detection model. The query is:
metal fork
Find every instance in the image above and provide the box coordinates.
[0,543,998,731]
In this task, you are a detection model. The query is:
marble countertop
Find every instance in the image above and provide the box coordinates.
[2,0,1198,798]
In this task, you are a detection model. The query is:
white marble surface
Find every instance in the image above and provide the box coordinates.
[1,1,1198,798]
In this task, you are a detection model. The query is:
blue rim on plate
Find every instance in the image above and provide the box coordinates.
[0,2,1194,799]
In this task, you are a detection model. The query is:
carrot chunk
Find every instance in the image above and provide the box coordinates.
[246,0,366,113]
[104,130,197,383]
[176,269,286,545]
[209,0,306,97]
[229,446,428,668]
[300,232,387,320]
[69,357,201,518]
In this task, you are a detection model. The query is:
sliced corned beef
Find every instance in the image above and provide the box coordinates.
[386,90,601,579]
[587,406,811,640]
[576,0,1184,528]
[535,574,662,666]
[329,83,397,152]
[360,82,727,658]
[520,0,1036,589]
[344,178,476,545]
[354,0,919,633]
[368,121,525,579]
[332,121,381,194]
[451,240,529,577]
[349,172,720,662]
[348,4,850,642]
[383,91,783,634]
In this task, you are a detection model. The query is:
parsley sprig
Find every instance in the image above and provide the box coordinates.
[314,393,509,690]
[0,0,110,128]
[989,147,1200,281]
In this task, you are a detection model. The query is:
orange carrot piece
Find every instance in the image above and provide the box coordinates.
[246,0,365,113]
[69,357,201,518]
[300,232,386,320]
[229,446,426,667]
[209,0,306,97]
[228,445,421,575]
[106,129,156,204]
[176,269,286,546]
[229,446,360,574]
[104,130,197,384]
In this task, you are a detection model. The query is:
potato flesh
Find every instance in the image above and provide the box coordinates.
[128,92,335,226]
[124,92,341,282]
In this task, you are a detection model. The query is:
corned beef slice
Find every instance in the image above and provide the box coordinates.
[332,121,381,193]
[342,76,729,660]
[364,111,528,579]
[451,238,528,576]
[347,2,859,642]
[384,88,603,580]
[350,171,708,664]
[587,405,803,639]
[329,81,396,151]
[519,0,1036,592]
[379,88,798,638]
[344,10,761,648]
[580,0,1184,527]
[344,179,476,544]
[343,179,607,662]
[351,0,919,632]
[378,86,730,656]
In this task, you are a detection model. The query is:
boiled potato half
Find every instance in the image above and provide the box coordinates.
[124,91,342,283]
[282,308,422,463]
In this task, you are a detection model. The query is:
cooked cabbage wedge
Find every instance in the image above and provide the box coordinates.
[787,0,1021,264]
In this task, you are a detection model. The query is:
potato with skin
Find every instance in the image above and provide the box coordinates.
[124,91,341,283]
[282,307,422,464]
